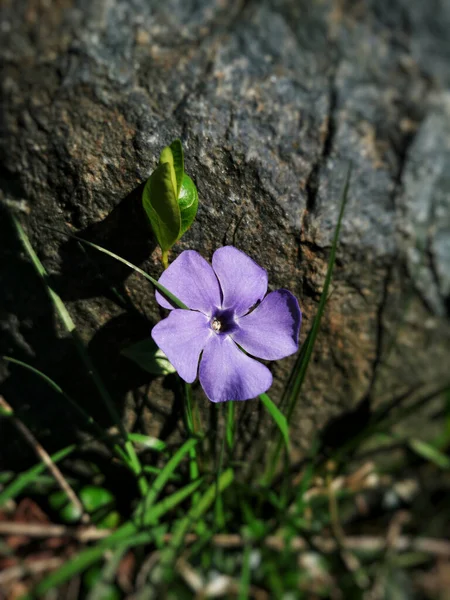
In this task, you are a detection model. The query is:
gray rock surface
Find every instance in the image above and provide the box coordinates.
[1,0,449,460]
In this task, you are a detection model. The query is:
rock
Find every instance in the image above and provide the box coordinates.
[0,0,449,463]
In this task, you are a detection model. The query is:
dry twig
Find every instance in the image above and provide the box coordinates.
[0,395,89,524]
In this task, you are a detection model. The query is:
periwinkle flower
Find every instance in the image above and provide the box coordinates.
[151,246,301,402]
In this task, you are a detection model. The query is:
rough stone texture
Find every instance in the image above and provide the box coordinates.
[1,0,449,462]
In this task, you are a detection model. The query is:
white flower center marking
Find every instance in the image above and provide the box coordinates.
[211,318,222,332]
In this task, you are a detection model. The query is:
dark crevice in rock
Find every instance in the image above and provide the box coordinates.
[368,263,394,397]
[389,125,418,210]
[305,74,338,214]
[426,234,448,317]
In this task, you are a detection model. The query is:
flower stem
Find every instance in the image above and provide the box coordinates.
[185,383,202,478]
[161,249,169,270]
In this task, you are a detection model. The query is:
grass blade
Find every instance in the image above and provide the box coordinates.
[136,438,198,520]
[42,224,188,309]
[408,438,450,469]
[260,393,289,450]
[238,545,251,600]
[286,164,351,423]
[145,478,204,525]
[158,469,234,579]
[263,164,351,484]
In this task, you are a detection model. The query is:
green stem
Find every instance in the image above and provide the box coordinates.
[161,249,169,270]
[226,401,235,451]
[185,383,200,482]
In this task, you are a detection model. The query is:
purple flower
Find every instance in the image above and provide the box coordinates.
[151,246,301,403]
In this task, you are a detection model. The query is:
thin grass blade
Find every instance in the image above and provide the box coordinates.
[42,224,188,309]
[286,164,351,423]
[260,393,289,450]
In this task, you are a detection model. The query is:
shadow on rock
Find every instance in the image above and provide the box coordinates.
[0,187,180,472]
[52,182,157,302]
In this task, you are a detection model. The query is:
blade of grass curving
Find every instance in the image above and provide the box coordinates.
[263,164,351,485]
[11,215,148,496]
[136,438,198,523]
[280,327,313,411]
[42,224,188,309]
[260,393,289,450]
[3,356,104,440]
[408,438,450,469]
[143,478,204,526]
[0,445,75,507]
[286,164,351,423]
[2,356,134,470]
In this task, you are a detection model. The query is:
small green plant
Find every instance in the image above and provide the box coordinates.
[142,139,198,268]
[3,149,448,600]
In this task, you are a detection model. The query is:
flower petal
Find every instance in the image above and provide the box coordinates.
[199,335,272,402]
[156,250,221,315]
[232,290,301,360]
[151,309,212,383]
[212,246,268,316]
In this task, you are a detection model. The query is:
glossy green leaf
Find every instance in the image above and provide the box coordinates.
[142,161,181,252]
[178,173,198,236]
[160,139,184,197]
[121,338,176,375]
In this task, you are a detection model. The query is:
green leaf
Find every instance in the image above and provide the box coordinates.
[142,161,181,252]
[178,173,198,236]
[49,490,83,523]
[80,485,115,513]
[409,438,450,469]
[121,338,176,375]
[260,393,290,450]
[160,139,184,197]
